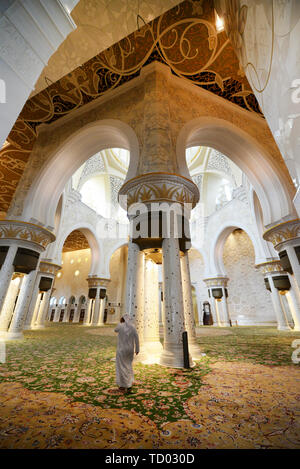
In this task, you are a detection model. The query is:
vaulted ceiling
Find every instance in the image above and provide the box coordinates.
[0,0,261,215]
[63,230,90,252]
[32,0,182,96]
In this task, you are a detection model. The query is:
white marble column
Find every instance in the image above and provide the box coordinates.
[30,292,42,329]
[125,241,145,359]
[195,287,203,325]
[98,297,107,326]
[24,273,42,329]
[220,287,231,327]
[54,305,61,322]
[97,282,110,326]
[160,238,193,368]
[0,244,18,314]
[208,289,218,325]
[268,276,290,331]
[73,303,81,323]
[35,290,52,329]
[285,245,300,298]
[7,269,38,339]
[83,299,93,326]
[214,299,222,327]
[279,293,292,330]
[158,282,163,325]
[63,302,72,322]
[204,278,230,327]
[0,275,22,333]
[91,289,101,326]
[143,258,163,360]
[286,283,300,331]
[180,253,202,359]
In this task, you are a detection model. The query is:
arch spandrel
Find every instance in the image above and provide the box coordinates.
[56,224,101,277]
[6,64,296,233]
[209,222,265,277]
[10,119,139,229]
[176,116,296,227]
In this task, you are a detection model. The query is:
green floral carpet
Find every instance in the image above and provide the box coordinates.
[0,324,299,449]
[0,324,210,427]
[197,326,300,366]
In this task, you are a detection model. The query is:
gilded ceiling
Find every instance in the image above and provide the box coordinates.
[63,230,90,252]
[0,0,261,215]
[32,0,182,96]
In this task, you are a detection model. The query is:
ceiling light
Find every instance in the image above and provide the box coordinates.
[215,12,224,33]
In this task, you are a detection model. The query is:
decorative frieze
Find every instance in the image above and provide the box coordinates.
[118,173,199,210]
[263,219,300,249]
[255,260,285,276]
[203,277,229,288]
[87,277,110,288]
[39,261,61,276]
[0,220,55,250]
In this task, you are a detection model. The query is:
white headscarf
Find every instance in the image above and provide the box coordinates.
[121,313,133,337]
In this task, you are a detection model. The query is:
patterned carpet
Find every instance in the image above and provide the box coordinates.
[0,324,299,449]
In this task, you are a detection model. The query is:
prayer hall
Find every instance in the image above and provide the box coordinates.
[0,0,299,450]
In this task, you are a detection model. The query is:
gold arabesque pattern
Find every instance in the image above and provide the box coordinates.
[0,0,261,214]
[63,230,90,252]
[263,219,300,248]
[0,220,55,249]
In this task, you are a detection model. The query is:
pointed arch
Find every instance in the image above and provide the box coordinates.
[177,117,295,227]
[22,119,139,229]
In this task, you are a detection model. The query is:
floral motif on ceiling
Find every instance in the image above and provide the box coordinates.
[0,0,260,215]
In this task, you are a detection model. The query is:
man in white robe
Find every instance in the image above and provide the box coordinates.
[114,313,139,393]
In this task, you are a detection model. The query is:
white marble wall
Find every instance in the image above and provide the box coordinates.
[216,0,300,210]
[223,230,276,326]
[0,0,77,147]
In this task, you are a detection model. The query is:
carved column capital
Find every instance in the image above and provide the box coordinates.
[203,277,229,288]
[87,277,110,289]
[39,260,62,277]
[118,172,200,210]
[263,219,300,251]
[0,220,55,251]
[255,260,286,277]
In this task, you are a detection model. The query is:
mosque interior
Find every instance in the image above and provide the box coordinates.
[0,0,300,450]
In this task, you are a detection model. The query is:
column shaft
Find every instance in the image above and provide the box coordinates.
[220,288,231,327]
[160,238,192,368]
[24,273,41,329]
[35,290,51,328]
[8,269,38,339]
[84,299,93,325]
[74,304,81,323]
[286,284,300,331]
[54,306,61,322]
[30,292,42,328]
[180,253,202,359]
[0,245,18,313]
[92,294,101,326]
[208,290,218,325]
[286,245,300,295]
[98,297,106,325]
[125,241,144,344]
[0,276,22,333]
[269,276,290,330]
[143,258,162,359]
